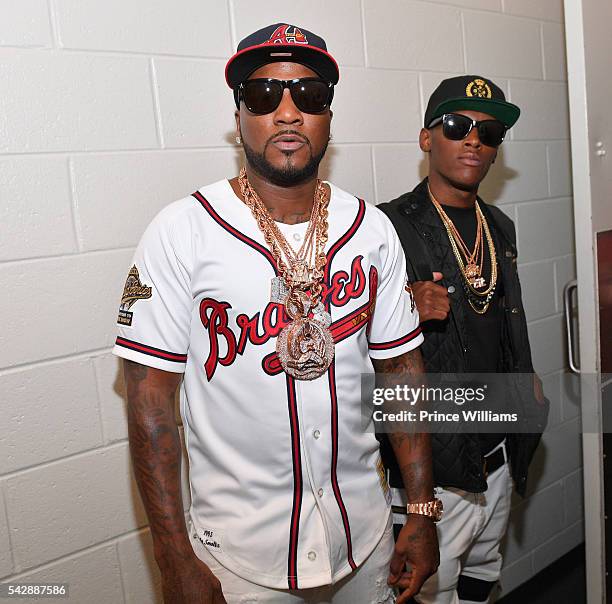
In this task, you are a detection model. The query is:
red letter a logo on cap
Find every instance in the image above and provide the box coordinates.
[267,25,308,45]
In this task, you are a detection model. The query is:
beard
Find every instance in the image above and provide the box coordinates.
[242,132,328,187]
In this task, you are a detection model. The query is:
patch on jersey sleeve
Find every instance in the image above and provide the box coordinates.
[117,265,152,326]
[376,456,392,505]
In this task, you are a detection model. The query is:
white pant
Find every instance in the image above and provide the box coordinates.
[190,513,396,604]
[413,462,511,603]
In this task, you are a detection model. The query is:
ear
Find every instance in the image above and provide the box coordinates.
[235,110,241,136]
[419,127,431,153]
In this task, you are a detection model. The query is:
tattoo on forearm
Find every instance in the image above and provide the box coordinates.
[372,350,434,500]
[371,347,425,376]
[123,360,189,563]
[124,359,149,383]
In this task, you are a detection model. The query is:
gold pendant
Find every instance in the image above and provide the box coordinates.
[276,317,335,380]
[288,260,310,285]
[464,263,480,281]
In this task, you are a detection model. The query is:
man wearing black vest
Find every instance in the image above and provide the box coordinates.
[377,76,549,604]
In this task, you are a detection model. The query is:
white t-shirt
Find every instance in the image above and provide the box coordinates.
[113,179,423,589]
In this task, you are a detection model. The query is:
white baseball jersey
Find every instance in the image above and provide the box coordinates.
[113,179,423,590]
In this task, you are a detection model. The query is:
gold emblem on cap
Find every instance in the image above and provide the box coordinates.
[466,79,492,99]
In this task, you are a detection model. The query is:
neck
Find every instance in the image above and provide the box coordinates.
[428,172,478,208]
[243,165,319,224]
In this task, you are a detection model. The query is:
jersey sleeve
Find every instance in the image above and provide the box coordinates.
[112,205,192,373]
[368,213,423,359]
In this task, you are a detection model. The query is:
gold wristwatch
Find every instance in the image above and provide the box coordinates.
[406,498,444,522]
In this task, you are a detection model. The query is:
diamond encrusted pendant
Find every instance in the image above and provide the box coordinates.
[276,317,334,380]
[270,276,289,304]
[471,276,486,288]
[311,301,332,327]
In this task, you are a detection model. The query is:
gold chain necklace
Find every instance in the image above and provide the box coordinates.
[428,185,498,314]
[238,167,334,379]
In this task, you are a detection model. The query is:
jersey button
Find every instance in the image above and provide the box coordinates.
[318,488,324,497]
[313,429,321,439]
[308,551,317,561]
[293,232,302,242]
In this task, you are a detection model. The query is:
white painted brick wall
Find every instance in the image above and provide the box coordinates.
[0,156,77,261]
[4,444,148,571]
[0,50,158,153]
[0,492,13,577]
[464,12,543,79]
[117,529,163,604]
[5,545,125,604]
[332,68,422,143]
[364,1,464,72]
[0,0,580,600]
[0,0,52,48]
[54,0,232,57]
[0,359,104,474]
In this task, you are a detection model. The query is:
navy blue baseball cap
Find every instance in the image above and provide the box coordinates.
[225,23,340,88]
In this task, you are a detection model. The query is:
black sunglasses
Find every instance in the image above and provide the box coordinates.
[428,113,507,147]
[237,78,334,115]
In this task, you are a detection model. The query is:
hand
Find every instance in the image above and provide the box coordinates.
[388,514,439,604]
[160,554,227,604]
[412,272,450,322]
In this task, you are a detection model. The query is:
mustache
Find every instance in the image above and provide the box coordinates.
[265,130,311,150]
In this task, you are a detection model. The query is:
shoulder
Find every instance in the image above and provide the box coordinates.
[147,179,229,234]
[139,179,230,260]
[377,179,429,223]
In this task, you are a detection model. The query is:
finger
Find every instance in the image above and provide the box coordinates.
[387,551,406,584]
[398,568,431,602]
[391,571,414,590]
[437,299,451,312]
[427,293,450,309]
[430,283,450,296]
[432,272,443,282]
[396,584,419,604]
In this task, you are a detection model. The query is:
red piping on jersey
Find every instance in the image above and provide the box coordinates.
[369,325,422,351]
[323,199,366,284]
[327,359,357,570]
[321,199,365,572]
[365,266,378,339]
[115,337,187,363]
[286,376,302,589]
[192,191,278,273]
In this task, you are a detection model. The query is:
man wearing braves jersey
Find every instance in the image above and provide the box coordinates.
[378,76,549,604]
[114,24,439,604]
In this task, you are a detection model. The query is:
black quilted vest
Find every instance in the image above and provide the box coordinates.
[377,179,549,496]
